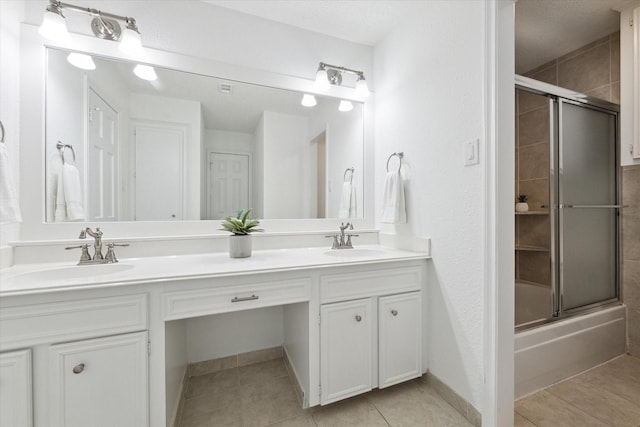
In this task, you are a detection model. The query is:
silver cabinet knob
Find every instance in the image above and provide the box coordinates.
[72,363,85,374]
[355,315,362,322]
[391,310,398,316]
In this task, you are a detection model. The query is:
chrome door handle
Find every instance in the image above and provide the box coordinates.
[355,315,362,322]
[561,204,622,209]
[391,310,398,316]
[231,294,259,303]
[72,363,85,374]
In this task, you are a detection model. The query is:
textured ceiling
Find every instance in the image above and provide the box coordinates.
[515,0,634,74]
[203,0,419,46]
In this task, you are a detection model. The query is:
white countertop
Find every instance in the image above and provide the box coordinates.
[0,245,429,296]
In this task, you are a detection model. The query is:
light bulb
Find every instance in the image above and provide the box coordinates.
[67,53,96,70]
[119,27,144,55]
[338,100,353,112]
[301,94,317,107]
[355,77,370,98]
[315,69,330,91]
[134,64,157,81]
[39,8,71,43]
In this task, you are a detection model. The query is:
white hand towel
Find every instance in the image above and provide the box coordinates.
[54,163,85,222]
[380,170,406,223]
[338,180,357,218]
[0,143,22,224]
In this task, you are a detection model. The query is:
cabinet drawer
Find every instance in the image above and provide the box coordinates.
[320,266,422,304]
[0,295,147,349]
[162,278,311,320]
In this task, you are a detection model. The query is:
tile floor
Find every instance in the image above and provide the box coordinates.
[178,358,473,427]
[515,355,640,427]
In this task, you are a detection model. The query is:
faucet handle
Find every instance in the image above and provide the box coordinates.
[104,243,129,263]
[66,244,91,263]
[325,235,339,249]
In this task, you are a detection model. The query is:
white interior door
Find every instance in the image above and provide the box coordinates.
[87,88,118,221]
[133,123,185,221]
[208,152,249,219]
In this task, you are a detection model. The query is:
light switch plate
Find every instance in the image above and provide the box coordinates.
[464,139,479,166]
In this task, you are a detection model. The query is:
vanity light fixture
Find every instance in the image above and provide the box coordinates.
[338,100,354,112]
[301,94,317,107]
[314,62,370,98]
[67,52,96,70]
[133,64,157,81]
[38,0,144,55]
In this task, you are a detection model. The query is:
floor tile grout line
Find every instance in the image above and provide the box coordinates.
[514,409,539,426]
[548,377,640,417]
[364,394,392,427]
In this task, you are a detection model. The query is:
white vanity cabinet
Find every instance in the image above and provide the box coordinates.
[318,266,423,405]
[0,349,32,427]
[49,331,148,427]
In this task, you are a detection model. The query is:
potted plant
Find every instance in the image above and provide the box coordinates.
[220,209,263,258]
[516,194,529,212]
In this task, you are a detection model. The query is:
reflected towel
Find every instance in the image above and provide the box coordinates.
[0,143,22,224]
[54,163,84,222]
[338,180,357,218]
[380,170,406,223]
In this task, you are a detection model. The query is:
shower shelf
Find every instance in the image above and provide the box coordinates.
[515,245,549,252]
[515,211,549,215]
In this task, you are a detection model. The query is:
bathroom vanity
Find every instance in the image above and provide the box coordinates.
[0,245,428,427]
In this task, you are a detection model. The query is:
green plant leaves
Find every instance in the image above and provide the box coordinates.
[220,209,263,235]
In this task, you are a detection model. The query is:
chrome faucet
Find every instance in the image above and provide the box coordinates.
[66,227,129,265]
[79,227,104,260]
[326,222,359,249]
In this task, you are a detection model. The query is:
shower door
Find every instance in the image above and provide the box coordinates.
[558,100,619,313]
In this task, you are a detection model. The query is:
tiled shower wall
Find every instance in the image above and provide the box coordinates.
[623,165,640,356]
[523,32,620,103]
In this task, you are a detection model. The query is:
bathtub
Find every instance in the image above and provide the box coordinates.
[515,302,626,399]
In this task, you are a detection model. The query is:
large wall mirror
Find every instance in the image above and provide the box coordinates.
[45,47,364,223]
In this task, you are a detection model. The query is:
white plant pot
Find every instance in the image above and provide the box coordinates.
[515,202,529,212]
[229,234,252,258]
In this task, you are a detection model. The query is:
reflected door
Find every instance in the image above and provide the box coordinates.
[87,88,118,221]
[208,153,249,219]
[133,123,185,221]
[559,100,618,312]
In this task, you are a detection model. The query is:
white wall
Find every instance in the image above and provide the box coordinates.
[374,0,486,410]
[0,0,25,256]
[620,4,640,166]
[129,93,202,220]
[261,111,310,218]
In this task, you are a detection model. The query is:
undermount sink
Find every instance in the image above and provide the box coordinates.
[7,263,134,286]
[323,248,387,258]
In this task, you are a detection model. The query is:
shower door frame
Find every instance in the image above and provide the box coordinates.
[515,75,621,331]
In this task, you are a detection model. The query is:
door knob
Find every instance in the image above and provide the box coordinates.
[391,309,398,316]
[72,363,85,374]
[355,315,362,322]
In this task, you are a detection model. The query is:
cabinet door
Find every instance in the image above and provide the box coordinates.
[49,331,148,427]
[379,292,422,388]
[320,298,373,404]
[0,349,32,427]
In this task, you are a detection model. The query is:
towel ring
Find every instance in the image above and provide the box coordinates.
[343,167,355,182]
[56,141,76,165]
[386,152,404,173]
[0,120,5,143]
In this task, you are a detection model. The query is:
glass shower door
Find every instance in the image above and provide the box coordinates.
[558,100,618,312]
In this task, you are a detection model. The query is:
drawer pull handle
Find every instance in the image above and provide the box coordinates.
[355,315,362,322]
[72,363,85,374]
[231,294,259,303]
[391,310,398,316]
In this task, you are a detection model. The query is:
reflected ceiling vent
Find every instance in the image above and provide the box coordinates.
[218,83,233,94]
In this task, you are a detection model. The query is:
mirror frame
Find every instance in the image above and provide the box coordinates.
[20,24,375,241]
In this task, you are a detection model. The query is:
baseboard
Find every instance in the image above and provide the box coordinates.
[425,372,481,427]
[169,367,188,427]
[283,345,306,408]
